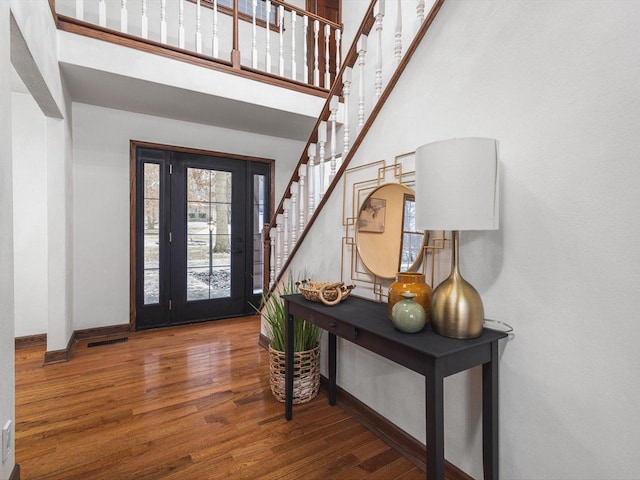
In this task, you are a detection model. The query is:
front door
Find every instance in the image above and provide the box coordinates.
[134,145,271,330]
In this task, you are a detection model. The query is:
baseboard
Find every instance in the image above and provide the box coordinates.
[9,462,21,480]
[258,333,270,350]
[319,376,473,480]
[43,331,76,365]
[43,324,131,365]
[75,323,131,340]
[15,333,47,350]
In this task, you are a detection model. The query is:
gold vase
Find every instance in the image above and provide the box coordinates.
[388,272,432,322]
[431,231,484,339]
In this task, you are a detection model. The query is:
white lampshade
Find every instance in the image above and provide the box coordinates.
[415,138,499,231]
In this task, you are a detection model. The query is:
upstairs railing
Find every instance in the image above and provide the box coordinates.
[55,0,342,90]
[263,0,444,293]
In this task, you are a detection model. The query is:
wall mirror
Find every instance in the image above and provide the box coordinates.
[355,183,426,279]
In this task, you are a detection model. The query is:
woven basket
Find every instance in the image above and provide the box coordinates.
[269,344,320,404]
[298,281,354,306]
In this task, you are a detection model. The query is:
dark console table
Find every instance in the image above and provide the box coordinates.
[283,294,507,480]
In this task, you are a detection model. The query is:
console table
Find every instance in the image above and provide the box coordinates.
[283,294,507,480]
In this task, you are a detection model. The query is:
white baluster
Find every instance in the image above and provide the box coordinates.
[313,20,320,87]
[278,5,285,76]
[374,0,385,99]
[291,13,297,80]
[335,29,341,73]
[160,0,167,43]
[329,96,338,183]
[269,227,276,287]
[290,183,298,246]
[179,0,185,49]
[141,0,148,39]
[276,214,283,274]
[283,199,291,263]
[416,0,426,30]
[195,0,202,53]
[251,0,257,67]
[75,0,84,21]
[298,165,306,235]
[394,0,402,65]
[120,0,127,33]
[342,67,352,155]
[317,121,327,199]
[265,0,272,73]
[357,35,367,129]
[213,0,219,57]
[324,24,331,87]
[307,144,316,216]
[303,16,309,84]
[98,0,106,27]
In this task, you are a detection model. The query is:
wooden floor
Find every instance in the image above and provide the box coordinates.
[15,315,427,479]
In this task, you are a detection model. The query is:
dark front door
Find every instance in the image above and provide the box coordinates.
[134,146,271,330]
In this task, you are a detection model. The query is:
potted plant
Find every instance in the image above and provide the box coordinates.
[255,276,321,404]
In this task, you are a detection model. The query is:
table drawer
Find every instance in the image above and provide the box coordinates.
[303,312,358,342]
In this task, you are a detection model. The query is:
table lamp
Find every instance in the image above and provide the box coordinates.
[414,138,499,339]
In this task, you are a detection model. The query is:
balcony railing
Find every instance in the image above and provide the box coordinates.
[55,0,342,91]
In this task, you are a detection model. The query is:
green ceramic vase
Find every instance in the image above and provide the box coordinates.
[391,292,426,333]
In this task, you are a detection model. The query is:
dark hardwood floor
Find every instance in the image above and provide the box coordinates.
[15,315,427,479]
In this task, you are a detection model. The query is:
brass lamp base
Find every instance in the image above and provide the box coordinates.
[431,231,484,339]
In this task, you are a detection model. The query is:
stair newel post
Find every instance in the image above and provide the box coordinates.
[307,143,316,216]
[120,0,128,33]
[231,0,240,67]
[291,12,297,80]
[342,67,352,155]
[374,0,385,99]
[313,20,320,86]
[160,0,167,43]
[251,0,257,67]
[317,121,327,200]
[303,16,309,84]
[278,5,285,76]
[416,0,426,29]
[298,164,306,235]
[335,29,342,73]
[179,0,185,49]
[357,34,367,129]
[76,0,84,21]
[98,0,106,27]
[213,0,219,58]
[324,24,331,87]
[265,0,272,73]
[329,96,339,183]
[283,198,291,263]
[276,213,283,276]
[394,0,402,65]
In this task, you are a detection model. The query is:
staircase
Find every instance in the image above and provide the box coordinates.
[263,0,444,293]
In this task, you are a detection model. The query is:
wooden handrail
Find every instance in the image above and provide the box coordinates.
[271,0,342,29]
[263,0,446,295]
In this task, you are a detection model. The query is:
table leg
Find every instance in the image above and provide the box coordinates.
[329,332,336,405]
[426,364,445,480]
[483,341,499,479]
[285,304,294,421]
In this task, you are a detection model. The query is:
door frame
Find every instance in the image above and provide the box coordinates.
[129,140,275,331]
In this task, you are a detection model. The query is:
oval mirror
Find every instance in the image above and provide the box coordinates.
[356,183,426,279]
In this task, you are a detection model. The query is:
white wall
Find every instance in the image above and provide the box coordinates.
[72,103,305,330]
[12,91,48,337]
[11,0,74,351]
[0,0,16,475]
[289,1,640,478]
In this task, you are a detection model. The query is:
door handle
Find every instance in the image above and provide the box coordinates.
[231,249,243,254]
